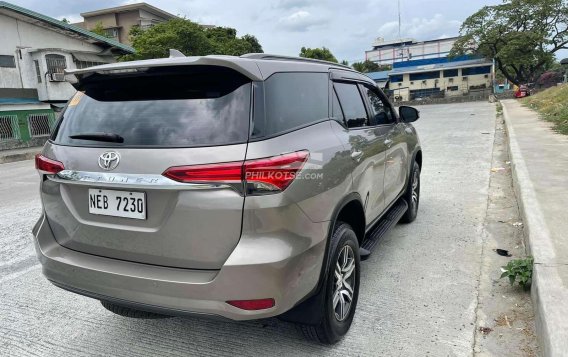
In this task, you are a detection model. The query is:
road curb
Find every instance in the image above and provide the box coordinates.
[501,101,568,357]
[0,149,39,164]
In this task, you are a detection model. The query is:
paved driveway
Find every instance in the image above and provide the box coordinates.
[0,102,496,356]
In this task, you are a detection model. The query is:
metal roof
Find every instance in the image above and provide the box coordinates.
[366,70,390,81]
[389,58,492,75]
[0,1,134,54]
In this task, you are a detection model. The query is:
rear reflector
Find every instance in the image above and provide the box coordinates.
[226,298,275,310]
[162,150,309,194]
[35,154,64,174]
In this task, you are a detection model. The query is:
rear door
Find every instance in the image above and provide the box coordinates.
[358,84,405,210]
[40,65,253,270]
[331,81,389,225]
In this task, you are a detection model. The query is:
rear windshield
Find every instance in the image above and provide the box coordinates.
[53,66,251,147]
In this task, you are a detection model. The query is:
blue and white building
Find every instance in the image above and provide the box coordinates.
[365,37,494,102]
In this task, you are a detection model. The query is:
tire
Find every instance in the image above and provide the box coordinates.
[297,222,361,344]
[400,160,420,223]
[100,300,171,319]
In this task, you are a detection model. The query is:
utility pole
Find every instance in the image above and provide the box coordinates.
[398,0,401,41]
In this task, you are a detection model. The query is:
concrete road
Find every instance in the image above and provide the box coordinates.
[1,102,505,356]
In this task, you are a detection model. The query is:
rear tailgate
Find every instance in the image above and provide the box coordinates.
[40,65,253,269]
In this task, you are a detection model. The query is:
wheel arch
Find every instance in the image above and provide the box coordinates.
[280,193,365,324]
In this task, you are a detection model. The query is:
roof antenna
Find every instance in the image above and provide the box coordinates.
[169,49,185,58]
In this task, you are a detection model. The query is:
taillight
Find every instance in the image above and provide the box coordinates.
[35,154,64,174]
[162,150,309,195]
[162,161,243,184]
[226,298,275,310]
[244,151,309,192]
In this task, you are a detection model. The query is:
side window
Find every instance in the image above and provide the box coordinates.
[334,82,367,128]
[362,85,394,126]
[332,89,344,123]
[260,72,329,136]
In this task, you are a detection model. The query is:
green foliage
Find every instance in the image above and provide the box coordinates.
[500,257,534,290]
[524,84,568,135]
[451,0,568,85]
[340,60,349,66]
[122,18,263,61]
[352,60,391,73]
[91,22,109,38]
[61,18,70,24]
[299,47,338,63]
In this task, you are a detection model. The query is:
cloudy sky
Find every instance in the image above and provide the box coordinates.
[10,0,508,62]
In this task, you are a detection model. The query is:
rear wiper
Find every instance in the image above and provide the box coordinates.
[69,132,124,143]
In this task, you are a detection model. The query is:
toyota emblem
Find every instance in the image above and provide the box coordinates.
[98,151,120,171]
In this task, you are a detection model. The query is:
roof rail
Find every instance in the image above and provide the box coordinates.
[241,53,351,69]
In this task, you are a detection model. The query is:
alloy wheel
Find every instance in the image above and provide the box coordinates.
[411,168,419,210]
[333,245,356,322]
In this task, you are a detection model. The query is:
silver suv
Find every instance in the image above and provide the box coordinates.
[33,53,422,344]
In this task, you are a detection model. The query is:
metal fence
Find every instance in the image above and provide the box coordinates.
[27,113,56,137]
[0,115,21,141]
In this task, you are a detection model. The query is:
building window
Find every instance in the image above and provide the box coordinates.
[27,113,55,137]
[34,60,42,83]
[447,86,459,91]
[74,60,105,69]
[0,115,21,141]
[462,66,492,76]
[409,71,440,81]
[103,28,119,38]
[443,69,458,77]
[390,75,403,83]
[0,55,16,68]
[45,54,67,74]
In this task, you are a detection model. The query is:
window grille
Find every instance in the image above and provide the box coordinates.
[0,115,21,141]
[45,54,67,74]
[27,113,56,137]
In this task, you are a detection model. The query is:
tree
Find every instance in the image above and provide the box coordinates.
[91,22,110,38]
[451,0,568,85]
[242,34,263,53]
[351,60,391,73]
[121,18,263,61]
[299,47,338,63]
[340,60,349,66]
[61,18,70,24]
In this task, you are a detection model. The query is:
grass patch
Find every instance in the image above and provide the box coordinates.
[523,84,568,135]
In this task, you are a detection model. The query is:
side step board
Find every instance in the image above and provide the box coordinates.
[360,198,409,261]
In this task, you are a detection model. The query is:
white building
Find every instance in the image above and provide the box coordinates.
[0,1,133,149]
[365,37,458,66]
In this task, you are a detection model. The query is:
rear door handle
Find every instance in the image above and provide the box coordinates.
[384,139,393,148]
[351,150,363,161]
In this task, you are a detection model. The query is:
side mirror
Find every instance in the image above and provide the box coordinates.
[399,106,420,123]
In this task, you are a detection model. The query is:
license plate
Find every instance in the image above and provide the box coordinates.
[88,189,146,220]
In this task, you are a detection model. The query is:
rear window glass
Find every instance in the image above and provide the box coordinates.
[53,66,251,147]
[253,72,328,137]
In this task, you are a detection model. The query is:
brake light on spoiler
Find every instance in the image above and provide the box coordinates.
[162,151,309,195]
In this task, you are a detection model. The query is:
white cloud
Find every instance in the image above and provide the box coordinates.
[278,10,327,32]
[378,14,461,40]
[58,14,83,24]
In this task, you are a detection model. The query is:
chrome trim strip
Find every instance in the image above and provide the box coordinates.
[51,170,229,191]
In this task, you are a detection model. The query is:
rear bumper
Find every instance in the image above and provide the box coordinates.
[33,214,328,320]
